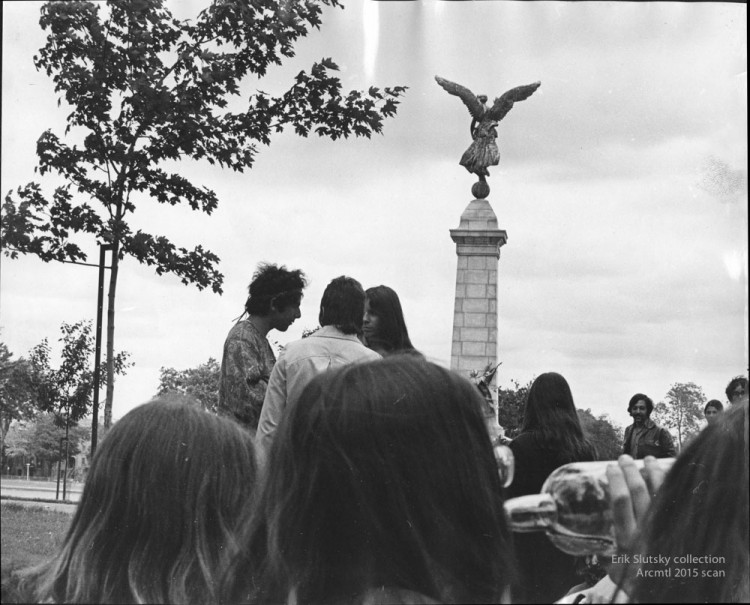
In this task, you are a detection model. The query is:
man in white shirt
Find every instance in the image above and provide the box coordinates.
[256,276,381,463]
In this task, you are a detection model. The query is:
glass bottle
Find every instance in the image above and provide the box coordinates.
[493,443,514,488]
[503,458,675,556]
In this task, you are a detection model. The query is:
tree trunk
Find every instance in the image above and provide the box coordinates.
[104,243,120,429]
[0,415,9,460]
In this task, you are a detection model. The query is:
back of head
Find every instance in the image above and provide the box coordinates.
[365,285,416,353]
[319,276,365,334]
[629,401,749,603]
[236,356,515,604]
[23,396,257,604]
[521,372,594,460]
[246,262,307,315]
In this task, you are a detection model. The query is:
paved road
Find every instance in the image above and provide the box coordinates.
[0,479,82,503]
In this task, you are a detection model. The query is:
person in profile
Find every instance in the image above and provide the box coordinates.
[218,262,307,433]
[704,399,724,425]
[362,285,421,357]
[725,375,748,406]
[222,357,517,604]
[622,393,675,459]
[507,371,598,603]
[255,276,380,465]
[11,396,257,604]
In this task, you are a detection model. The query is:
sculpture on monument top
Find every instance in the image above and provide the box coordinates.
[435,76,541,198]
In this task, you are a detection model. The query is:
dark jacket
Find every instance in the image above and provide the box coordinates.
[623,418,676,458]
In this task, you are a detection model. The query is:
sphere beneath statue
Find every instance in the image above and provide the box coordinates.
[472,180,490,199]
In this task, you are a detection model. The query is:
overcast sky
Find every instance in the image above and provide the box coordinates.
[1,1,747,430]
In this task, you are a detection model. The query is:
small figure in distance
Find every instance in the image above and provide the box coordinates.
[12,396,257,604]
[704,399,723,425]
[622,393,676,459]
[362,285,421,357]
[222,357,517,604]
[725,375,749,406]
[218,262,307,433]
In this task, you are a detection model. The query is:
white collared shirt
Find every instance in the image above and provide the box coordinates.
[255,325,381,464]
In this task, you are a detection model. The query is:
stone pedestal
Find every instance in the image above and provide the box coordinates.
[449,198,507,414]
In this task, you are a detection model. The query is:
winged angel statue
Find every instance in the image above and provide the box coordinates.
[435,76,541,180]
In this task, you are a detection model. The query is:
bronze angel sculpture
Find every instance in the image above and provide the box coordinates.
[435,76,541,179]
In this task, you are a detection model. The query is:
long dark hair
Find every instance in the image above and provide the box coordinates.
[627,402,749,603]
[520,372,596,460]
[364,285,417,354]
[19,397,257,604]
[224,356,516,604]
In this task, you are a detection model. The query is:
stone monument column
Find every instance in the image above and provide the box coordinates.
[449,194,506,416]
[435,73,539,428]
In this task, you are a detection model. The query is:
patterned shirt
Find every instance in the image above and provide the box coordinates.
[218,319,276,432]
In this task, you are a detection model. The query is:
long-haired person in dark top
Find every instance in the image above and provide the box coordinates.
[223,357,516,604]
[13,397,257,605]
[362,285,421,357]
[508,371,597,604]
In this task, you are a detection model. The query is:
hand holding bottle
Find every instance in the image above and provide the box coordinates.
[606,454,667,552]
[504,455,674,556]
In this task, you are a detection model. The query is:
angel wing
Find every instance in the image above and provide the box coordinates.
[435,75,486,120]
[487,81,541,122]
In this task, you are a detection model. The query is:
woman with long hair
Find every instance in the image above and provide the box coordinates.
[362,285,420,357]
[223,356,516,604]
[508,372,597,603]
[14,396,257,604]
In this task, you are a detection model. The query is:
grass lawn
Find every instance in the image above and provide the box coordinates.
[1,502,71,574]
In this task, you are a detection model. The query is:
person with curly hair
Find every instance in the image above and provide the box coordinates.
[218,262,307,432]
[725,375,748,406]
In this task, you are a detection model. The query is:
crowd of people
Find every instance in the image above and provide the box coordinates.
[3,262,748,604]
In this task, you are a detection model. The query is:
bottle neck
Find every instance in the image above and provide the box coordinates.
[503,492,557,532]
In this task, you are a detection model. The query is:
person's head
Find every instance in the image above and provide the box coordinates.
[726,375,749,405]
[318,276,366,335]
[704,399,724,425]
[227,357,516,604]
[521,372,595,459]
[627,393,653,425]
[22,397,257,604]
[363,285,416,355]
[626,401,749,603]
[245,263,307,331]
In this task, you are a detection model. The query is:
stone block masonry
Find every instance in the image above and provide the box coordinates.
[449,198,506,395]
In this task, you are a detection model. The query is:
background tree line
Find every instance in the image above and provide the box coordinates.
[155,359,714,461]
[0,321,129,477]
